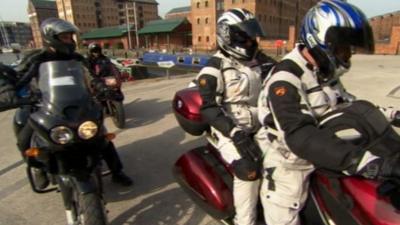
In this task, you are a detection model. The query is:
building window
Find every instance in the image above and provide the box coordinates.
[197,18,201,24]
[205,1,208,7]
[205,17,209,24]
[198,36,202,42]
[232,0,236,3]
[196,2,200,8]
[206,36,210,42]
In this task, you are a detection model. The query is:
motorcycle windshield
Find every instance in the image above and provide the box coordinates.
[38,60,91,112]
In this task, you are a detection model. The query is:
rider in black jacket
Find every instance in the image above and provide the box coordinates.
[85,43,121,92]
[15,18,132,188]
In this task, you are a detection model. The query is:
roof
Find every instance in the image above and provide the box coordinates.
[81,25,135,39]
[138,18,188,35]
[166,6,191,15]
[31,0,56,9]
[370,10,400,20]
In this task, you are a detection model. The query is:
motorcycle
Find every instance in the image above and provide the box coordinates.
[172,86,400,225]
[14,60,109,225]
[94,64,126,129]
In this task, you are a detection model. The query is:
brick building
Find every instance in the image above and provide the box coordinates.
[138,18,192,50]
[27,0,58,48]
[114,0,159,29]
[369,11,400,55]
[370,11,400,41]
[56,0,120,33]
[80,24,138,50]
[0,22,33,48]
[165,6,191,23]
[191,0,319,51]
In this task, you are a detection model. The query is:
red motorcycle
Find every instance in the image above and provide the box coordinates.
[172,86,400,225]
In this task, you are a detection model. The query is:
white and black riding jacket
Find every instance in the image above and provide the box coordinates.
[197,50,276,137]
[258,44,397,172]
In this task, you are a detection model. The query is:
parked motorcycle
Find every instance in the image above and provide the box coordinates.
[94,64,126,129]
[172,86,400,225]
[14,60,109,225]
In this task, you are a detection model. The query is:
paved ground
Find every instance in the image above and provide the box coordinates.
[0,54,399,225]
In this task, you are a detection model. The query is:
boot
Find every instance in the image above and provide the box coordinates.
[112,171,133,186]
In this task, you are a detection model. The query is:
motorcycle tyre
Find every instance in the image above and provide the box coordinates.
[111,101,125,129]
[75,192,107,225]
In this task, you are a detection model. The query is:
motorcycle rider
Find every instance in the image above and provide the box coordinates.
[15,18,133,188]
[86,42,123,97]
[197,8,276,225]
[258,1,400,224]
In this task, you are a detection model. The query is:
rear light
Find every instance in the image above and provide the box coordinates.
[174,96,202,122]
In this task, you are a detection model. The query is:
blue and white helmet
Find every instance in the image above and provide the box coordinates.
[217,8,266,60]
[300,0,374,82]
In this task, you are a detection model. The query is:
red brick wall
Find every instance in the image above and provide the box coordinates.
[258,25,296,54]
[370,12,400,41]
[375,26,400,55]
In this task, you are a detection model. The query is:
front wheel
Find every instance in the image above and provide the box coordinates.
[76,192,107,225]
[110,101,125,129]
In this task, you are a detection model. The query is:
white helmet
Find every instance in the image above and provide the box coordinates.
[217,8,266,60]
[300,0,374,82]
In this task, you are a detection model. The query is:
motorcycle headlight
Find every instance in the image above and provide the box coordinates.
[50,126,73,144]
[78,121,98,140]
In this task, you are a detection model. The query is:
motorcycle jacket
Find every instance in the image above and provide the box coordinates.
[258,44,398,173]
[87,54,119,78]
[197,50,276,137]
[16,48,88,88]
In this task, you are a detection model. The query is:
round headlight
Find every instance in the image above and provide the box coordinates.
[50,126,73,144]
[78,121,98,140]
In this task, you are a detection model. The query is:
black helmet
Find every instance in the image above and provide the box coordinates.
[40,18,79,55]
[88,42,102,54]
[216,8,266,60]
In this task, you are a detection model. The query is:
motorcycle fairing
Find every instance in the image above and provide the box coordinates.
[30,60,102,144]
[173,145,234,220]
[309,173,400,225]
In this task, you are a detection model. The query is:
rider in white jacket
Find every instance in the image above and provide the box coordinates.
[197,8,276,225]
[258,1,400,224]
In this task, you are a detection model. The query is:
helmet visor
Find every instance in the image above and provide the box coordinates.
[325,26,375,54]
[232,18,266,39]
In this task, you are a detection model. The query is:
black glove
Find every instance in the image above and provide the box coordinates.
[231,157,261,181]
[355,153,400,180]
[231,130,263,162]
[230,130,263,181]
[377,179,400,210]
[392,111,400,127]
[91,79,108,93]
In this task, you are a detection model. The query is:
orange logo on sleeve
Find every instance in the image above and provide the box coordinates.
[199,78,207,86]
[274,86,287,96]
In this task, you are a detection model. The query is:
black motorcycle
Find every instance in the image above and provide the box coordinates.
[14,60,108,225]
[92,61,126,129]
[96,75,125,129]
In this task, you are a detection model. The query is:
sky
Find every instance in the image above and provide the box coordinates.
[0,0,399,23]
